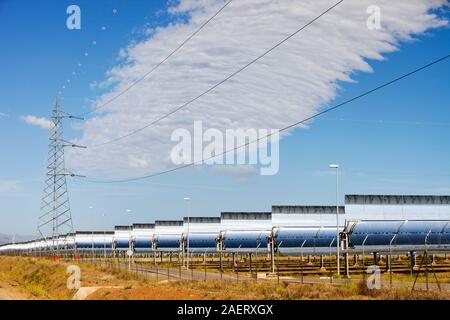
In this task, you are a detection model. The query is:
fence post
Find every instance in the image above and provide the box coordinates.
[232,253,235,273]
[204,253,207,281]
[220,252,223,281]
[179,255,182,280]
[270,239,275,273]
[277,247,280,285]
[425,251,429,291]
[236,253,239,283]
[255,250,258,281]
[249,253,252,276]
[168,252,171,282]
[300,249,304,284]
[156,259,159,282]
[191,260,194,281]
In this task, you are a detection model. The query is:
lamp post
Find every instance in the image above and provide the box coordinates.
[184,197,191,269]
[126,209,133,250]
[102,212,106,259]
[329,164,340,276]
[88,206,96,260]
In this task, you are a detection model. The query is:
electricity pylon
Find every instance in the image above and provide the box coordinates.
[38,98,85,255]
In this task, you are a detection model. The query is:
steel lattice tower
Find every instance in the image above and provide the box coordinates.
[38,98,84,254]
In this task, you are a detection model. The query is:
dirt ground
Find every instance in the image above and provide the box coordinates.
[0,281,34,300]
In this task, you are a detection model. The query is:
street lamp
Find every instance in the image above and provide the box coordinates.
[88,206,96,260]
[329,164,340,276]
[184,197,191,269]
[102,212,106,259]
[126,209,133,244]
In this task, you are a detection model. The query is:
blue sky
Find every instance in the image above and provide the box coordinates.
[0,0,449,235]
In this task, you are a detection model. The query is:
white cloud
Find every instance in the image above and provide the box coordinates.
[67,0,448,179]
[128,154,152,169]
[210,165,258,176]
[0,180,20,193]
[20,115,53,130]
[209,164,259,184]
[0,112,7,117]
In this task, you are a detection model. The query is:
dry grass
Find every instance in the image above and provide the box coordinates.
[1,256,449,300]
[0,256,73,299]
[0,257,142,299]
[164,279,450,300]
[88,278,450,300]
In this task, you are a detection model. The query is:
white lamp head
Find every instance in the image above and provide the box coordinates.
[329,164,339,169]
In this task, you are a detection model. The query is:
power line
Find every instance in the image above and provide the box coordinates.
[82,53,450,184]
[88,0,344,148]
[78,0,234,118]
[321,118,450,126]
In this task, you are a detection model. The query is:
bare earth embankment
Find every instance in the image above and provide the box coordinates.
[0,257,449,300]
[0,281,31,300]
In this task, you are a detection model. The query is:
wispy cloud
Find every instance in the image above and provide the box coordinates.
[0,180,20,194]
[0,112,7,117]
[68,0,448,179]
[20,115,53,130]
[209,165,259,184]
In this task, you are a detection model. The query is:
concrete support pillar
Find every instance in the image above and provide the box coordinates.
[344,252,350,278]
[182,250,185,267]
[232,253,236,273]
[409,251,415,276]
[386,254,391,272]
[319,255,325,269]
[269,239,275,274]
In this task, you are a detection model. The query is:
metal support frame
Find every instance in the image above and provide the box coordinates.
[300,240,306,283]
[37,98,85,255]
[389,233,398,288]
[269,233,275,273]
